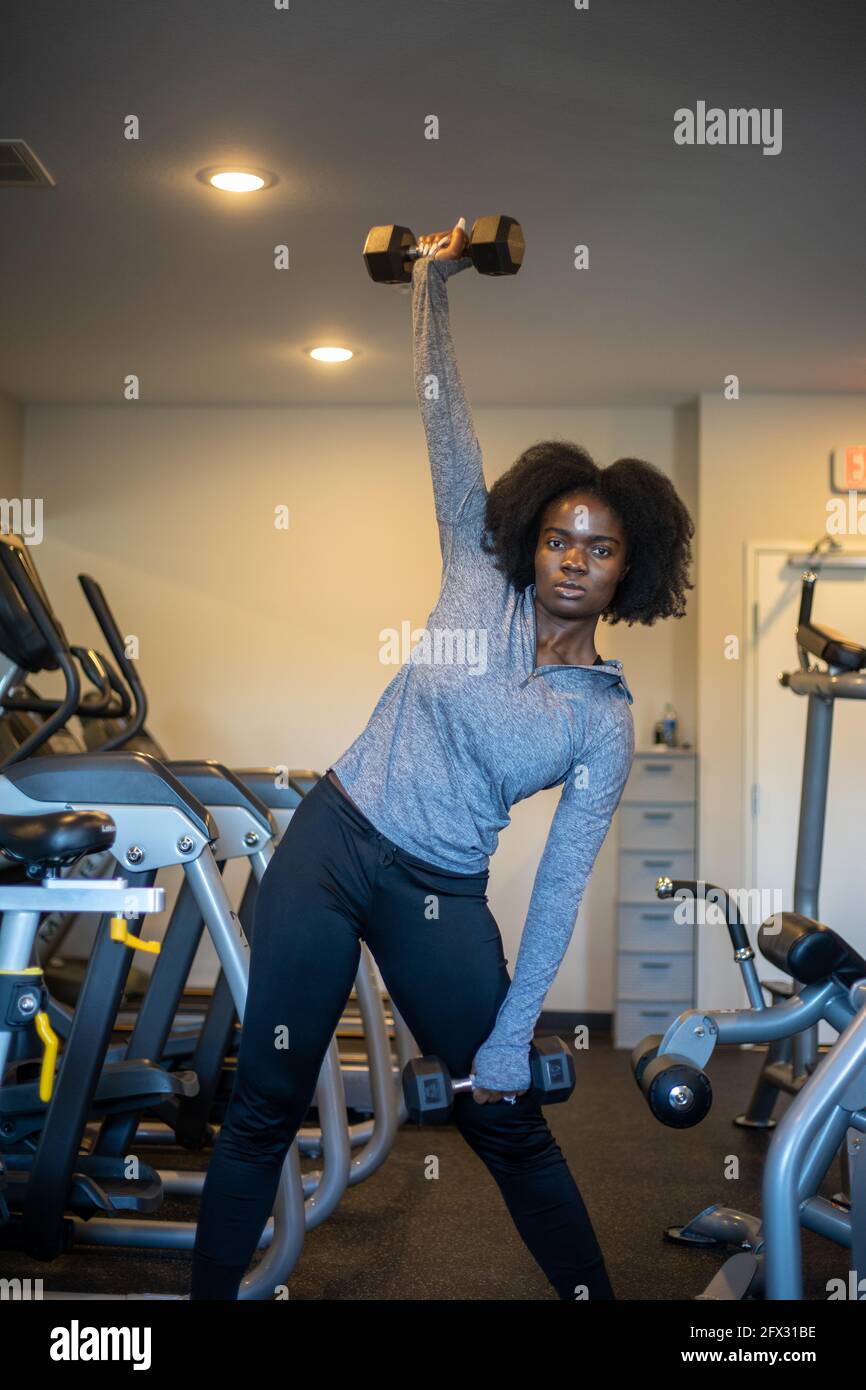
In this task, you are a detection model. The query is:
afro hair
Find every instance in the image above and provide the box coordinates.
[480,439,694,626]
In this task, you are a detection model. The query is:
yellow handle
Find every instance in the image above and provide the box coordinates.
[110,917,161,956]
[34,1011,59,1103]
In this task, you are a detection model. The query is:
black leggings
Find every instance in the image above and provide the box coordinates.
[190,772,614,1301]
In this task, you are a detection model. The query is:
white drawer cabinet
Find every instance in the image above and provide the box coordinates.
[622,752,695,805]
[614,748,697,1048]
[619,804,695,852]
[616,1000,692,1051]
[618,902,695,954]
[619,848,696,902]
[617,951,694,1000]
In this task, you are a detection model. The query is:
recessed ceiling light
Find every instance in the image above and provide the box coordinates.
[196,166,277,192]
[309,347,353,363]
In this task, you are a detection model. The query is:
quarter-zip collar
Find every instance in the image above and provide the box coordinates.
[519,583,634,705]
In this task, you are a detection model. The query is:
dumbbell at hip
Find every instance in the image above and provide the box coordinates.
[402,1035,574,1125]
[363,215,525,285]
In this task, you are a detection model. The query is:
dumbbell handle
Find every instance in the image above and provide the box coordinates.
[397,240,469,265]
[455,1074,518,1101]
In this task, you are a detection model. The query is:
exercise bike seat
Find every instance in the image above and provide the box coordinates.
[796,619,866,672]
[0,809,116,874]
[758,911,866,987]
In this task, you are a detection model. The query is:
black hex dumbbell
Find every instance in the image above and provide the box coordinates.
[363,215,525,285]
[402,1035,574,1125]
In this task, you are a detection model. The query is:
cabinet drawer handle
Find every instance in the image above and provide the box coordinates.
[642,811,673,820]
[642,860,673,869]
[641,962,672,971]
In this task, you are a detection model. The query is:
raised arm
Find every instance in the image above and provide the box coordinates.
[411,223,488,554]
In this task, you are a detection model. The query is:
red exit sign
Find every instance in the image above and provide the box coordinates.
[830,446,866,491]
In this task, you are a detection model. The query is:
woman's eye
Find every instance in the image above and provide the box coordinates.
[546,539,612,557]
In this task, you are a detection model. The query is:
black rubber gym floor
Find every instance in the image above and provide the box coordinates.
[0,1037,849,1300]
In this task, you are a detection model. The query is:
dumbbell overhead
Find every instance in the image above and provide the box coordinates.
[402,1035,575,1125]
[363,215,525,284]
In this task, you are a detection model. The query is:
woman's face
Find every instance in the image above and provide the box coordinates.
[533,491,629,619]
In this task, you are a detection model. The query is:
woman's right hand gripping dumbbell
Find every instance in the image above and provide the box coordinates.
[414,216,470,263]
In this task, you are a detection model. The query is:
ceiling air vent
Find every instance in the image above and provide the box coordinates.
[0,140,55,188]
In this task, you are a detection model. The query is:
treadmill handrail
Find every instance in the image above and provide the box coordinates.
[78,575,149,751]
[0,539,81,769]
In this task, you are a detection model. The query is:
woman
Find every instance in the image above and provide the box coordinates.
[191,218,694,1301]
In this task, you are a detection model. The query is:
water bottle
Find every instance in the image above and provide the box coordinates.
[661,702,678,747]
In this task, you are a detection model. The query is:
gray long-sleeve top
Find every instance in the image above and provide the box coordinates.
[332,253,635,1091]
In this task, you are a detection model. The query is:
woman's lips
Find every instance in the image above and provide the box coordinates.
[555,583,586,597]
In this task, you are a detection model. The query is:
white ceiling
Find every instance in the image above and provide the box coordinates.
[1,0,864,407]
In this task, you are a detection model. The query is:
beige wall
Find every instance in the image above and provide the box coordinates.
[15,391,866,1017]
[22,401,693,1012]
[697,392,866,1007]
[0,389,24,497]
